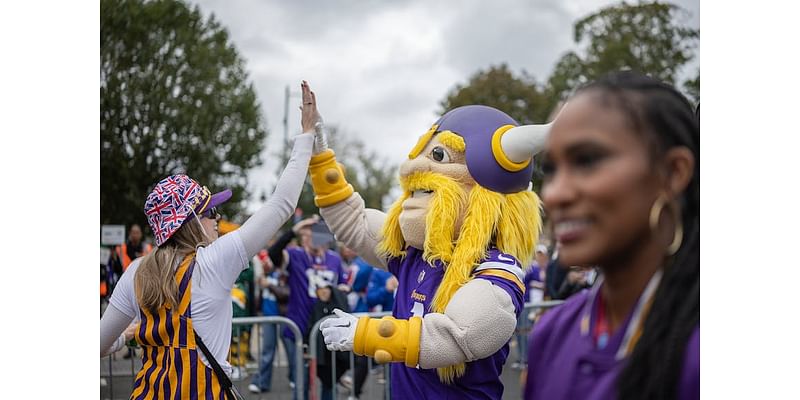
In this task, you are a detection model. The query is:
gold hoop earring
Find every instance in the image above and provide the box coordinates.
[649,195,684,256]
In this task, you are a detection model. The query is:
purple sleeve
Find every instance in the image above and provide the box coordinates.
[387,255,402,277]
[679,325,700,400]
[336,258,346,284]
[285,247,301,275]
[522,268,536,287]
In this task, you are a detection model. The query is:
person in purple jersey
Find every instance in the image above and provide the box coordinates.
[524,71,699,400]
[267,215,346,397]
[303,87,554,398]
[512,244,549,370]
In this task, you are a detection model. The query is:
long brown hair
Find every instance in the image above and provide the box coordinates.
[134,219,209,313]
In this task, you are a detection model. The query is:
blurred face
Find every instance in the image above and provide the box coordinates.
[129,225,142,244]
[199,214,219,242]
[316,286,332,302]
[541,93,663,268]
[340,246,357,261]
[298,227,313,249]
[535,251,549,267]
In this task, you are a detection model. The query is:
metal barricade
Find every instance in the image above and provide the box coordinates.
[101,343,140,400]
[514,300,565,366]
[305,302,564,400]
[231,316,305,399]
[101,316,304,400]
[308,311,391,400]
[102,302,565,399]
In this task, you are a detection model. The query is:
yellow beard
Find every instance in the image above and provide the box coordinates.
[377,172,543,384]
[376,191,409,260]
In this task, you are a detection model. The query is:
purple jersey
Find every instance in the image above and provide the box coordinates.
[523,290,700,400]
[387,246,525,399]
[284,247,345,339]
[523,263,543,302]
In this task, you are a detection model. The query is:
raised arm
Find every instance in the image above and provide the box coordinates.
[302,88,388,268]
[237,81,319,257]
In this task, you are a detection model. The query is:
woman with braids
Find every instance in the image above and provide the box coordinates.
[99,81,321,399]
[523,71,699,400]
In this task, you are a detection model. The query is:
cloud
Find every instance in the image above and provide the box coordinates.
[188,0,699,211]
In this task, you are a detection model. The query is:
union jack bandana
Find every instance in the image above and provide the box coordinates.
[144,174,211,247]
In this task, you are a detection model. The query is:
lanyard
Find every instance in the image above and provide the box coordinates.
[580,269,663,360]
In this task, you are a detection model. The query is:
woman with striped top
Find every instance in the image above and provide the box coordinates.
[99,81,321,399]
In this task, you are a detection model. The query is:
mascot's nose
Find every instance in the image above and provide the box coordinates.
[399,154,431,179]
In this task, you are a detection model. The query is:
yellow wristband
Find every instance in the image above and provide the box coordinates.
[353,316,422,367]
[309,149,354,207]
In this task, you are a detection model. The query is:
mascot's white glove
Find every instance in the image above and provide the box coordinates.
[320,309,358,352]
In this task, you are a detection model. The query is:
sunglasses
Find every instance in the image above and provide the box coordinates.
[201,207,220,220]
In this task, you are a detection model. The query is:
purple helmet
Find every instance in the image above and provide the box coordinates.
[431,105,533,194]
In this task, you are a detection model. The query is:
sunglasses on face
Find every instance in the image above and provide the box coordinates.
[201,207,220,220]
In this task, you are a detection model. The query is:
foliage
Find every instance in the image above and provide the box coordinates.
[683,70,700,104]
[545,1,699,108]
[439,64,550,124]
[101,0,267,231]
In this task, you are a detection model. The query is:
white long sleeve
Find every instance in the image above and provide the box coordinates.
[238,133,314,257]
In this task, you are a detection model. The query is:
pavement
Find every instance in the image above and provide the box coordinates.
[100,344,527,399]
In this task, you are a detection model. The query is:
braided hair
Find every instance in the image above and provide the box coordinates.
[577,71,700,400]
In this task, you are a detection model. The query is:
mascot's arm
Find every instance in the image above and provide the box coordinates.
[418,279,518,368]
[345,279,516,367]
[309,149,388,268]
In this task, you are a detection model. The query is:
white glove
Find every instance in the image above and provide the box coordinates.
[319,309,358,352]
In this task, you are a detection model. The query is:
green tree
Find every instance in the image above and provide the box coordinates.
[294,127,398,218]
[439,64,549,124]
[683,70,700,104]
[101,0,267,232]
[546,1,699,108]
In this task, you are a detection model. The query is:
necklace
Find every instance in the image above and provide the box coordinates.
[581,269,663,360]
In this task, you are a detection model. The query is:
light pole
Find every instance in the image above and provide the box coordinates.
[281,84,301,167]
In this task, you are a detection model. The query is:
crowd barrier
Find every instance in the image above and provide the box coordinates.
[102,301,564,399]
[307,311,392,400]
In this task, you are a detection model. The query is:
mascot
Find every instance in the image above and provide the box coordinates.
[312,100,551,398]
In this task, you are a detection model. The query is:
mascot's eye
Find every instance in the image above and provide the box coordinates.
[430,146,451,163]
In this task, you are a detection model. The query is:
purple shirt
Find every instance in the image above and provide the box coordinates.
[387,246,524,399]
[523,263,542,303]
[523,290,700,400]
[284,247,345,339]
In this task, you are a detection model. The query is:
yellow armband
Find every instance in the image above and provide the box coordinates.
[309,149,354,207]
[353,316,422,367]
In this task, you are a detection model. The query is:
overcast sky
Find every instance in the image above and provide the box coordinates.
[188,0,699,213]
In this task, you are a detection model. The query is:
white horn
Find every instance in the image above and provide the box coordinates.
[498,102,566,164]
[499,122,552,163]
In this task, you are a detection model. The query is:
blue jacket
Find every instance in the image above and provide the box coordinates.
[366,269,396,311]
